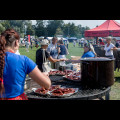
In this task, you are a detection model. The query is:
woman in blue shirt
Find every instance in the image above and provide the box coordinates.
[57,40,67,59]
[57,40,67,66]
[0,29,51,100]
[66,43,96,63]
[81,43,96,58]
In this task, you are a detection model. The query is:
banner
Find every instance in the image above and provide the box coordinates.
[85,30,120,37]
[28,35,30,42]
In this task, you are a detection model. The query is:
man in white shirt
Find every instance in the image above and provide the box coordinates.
[73,40,76,47]
[47,37,58,69]
[47,37,58,59]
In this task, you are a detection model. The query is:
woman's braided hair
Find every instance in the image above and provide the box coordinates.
[0,35,6,97]
[0,29,20,97]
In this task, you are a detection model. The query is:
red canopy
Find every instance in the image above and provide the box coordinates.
[85,20,120,37]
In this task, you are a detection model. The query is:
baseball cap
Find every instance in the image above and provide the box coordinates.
[40,39,49,45]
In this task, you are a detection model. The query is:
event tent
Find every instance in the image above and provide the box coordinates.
[68,37,77,42]
[85,20,120,37]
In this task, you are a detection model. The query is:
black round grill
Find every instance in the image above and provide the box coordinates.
[25,78,111,100]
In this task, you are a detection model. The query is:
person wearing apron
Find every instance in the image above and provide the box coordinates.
[36,39,65,72]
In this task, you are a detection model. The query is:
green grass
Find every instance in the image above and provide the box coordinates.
[66,43,84,59]
[19,47,39,62]
[19,43,120,100]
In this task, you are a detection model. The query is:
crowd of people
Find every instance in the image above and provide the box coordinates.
[20,37,40,52]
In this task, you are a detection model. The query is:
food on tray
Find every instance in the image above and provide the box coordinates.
[33,85,78,97]
[49,70,66,75]
[49,70,75,76]
[51,88,75,96]
[64,71,81,81]
[35,88,49,94]
[49,69,81,81]
[49,85,61,91]
[64,70,74,75]
[34,85,61,94]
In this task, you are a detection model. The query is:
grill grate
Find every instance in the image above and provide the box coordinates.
[25,79,111,100]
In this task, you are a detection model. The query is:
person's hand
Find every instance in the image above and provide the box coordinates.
[42,72,49,77]
[64,59,69,61]
[60,58,66,61]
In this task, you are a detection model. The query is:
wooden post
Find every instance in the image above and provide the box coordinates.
[96,37,98,45]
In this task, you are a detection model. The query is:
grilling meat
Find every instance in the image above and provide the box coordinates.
[51,88,75,96]
[35,85,61,94]
[49,70,81,81]
[49,70,74,76]
[49,70,66,75]
[35,88,49,94]
[65,71,81,81]
[49,85,61,91]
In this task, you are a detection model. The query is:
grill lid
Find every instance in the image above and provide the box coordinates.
[80,57,115,61]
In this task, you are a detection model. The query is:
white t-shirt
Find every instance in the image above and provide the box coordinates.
[47,43,58,59]
[104,43,115,56]
[73,41,76,45]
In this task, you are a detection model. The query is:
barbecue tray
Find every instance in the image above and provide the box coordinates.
[31,85,61,96]
[32,86,79,98]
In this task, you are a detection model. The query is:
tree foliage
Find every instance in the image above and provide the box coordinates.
[0,20,90,38]
[0,23,5,33]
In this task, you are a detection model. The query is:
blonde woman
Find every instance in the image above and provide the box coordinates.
[104,36,117,59]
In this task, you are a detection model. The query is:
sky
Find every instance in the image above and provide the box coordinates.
[32,20,120,29]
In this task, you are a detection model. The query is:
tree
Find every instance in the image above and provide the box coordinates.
[0,23,5,33]
[63,22,79,37]
[26,23,35,35]
[46,20,64,36]
[34,20,47,37]
[77,24,90,38]
[55,27,63,36]
[0,20,11,29]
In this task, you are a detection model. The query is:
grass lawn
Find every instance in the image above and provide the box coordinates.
[19,43,120,100]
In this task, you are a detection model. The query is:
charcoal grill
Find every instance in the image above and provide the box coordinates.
[49,75,64,82]
[25,78,111,100]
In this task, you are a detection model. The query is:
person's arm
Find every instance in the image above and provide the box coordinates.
[58,47,61,54]
[66,59,81,63]
[48,56,60,63]
[111,47,117,50]
[29,66,51,89]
